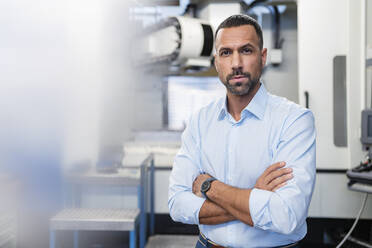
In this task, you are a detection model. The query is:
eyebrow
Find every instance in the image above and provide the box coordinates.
[218,42,255,53]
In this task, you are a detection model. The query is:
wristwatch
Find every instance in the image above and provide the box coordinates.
[201,177,217,199]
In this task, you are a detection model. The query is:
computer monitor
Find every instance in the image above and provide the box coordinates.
[361,109,372,145]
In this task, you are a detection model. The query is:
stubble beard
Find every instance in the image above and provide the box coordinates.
[223,69,261,96]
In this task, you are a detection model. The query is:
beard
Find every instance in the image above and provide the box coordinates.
[223,68,260,96]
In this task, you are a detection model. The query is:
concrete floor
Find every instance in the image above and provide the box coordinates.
[145,235,198,248]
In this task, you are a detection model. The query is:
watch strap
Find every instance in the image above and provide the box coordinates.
[201,177,216,199]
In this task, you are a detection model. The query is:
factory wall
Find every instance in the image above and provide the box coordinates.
[133,73,164,131]
[262,6,299,103]
[368,0,372,47]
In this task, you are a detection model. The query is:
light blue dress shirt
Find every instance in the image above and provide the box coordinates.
[168,84,316,248]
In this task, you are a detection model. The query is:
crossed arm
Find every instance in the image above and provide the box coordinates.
[193,162,293,225]
[168,110,316,233]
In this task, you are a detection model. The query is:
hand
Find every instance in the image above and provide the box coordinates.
[192,173,212,197]
[254,162,293,191]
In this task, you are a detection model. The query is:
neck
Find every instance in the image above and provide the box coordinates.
[227,83,261,121]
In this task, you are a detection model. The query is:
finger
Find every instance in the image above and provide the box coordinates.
[192,182,197,194]
[268,173,293,191]
[195,173,208,183]
[262,162,286,177]
[272,182,287,192]
[192,177,201,193]
[265,167,293,184]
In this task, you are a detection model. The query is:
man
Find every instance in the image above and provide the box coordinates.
[168,14,316,248]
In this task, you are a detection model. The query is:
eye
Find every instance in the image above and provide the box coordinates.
[241,47,252,54]
[220,50,231,56]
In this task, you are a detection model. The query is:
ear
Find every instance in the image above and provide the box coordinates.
[261,48,267,68]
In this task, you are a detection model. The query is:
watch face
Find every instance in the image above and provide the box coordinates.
[201,180,210,192]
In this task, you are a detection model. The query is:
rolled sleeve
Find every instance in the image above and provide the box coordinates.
[168,114,205,225]
[249,188,273,228]
[168,186,206,224]
[249,110,316,235]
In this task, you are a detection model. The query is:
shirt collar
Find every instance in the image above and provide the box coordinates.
[217,95,228,120]
[217,83,268,121]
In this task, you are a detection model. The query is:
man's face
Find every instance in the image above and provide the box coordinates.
[214,25,267,96]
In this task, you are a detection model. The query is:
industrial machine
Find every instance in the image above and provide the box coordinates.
[346,38,372,191]
[135,16,214,70]
[338,110,372,248]
[134,0,288,72]
[346,111,372,188]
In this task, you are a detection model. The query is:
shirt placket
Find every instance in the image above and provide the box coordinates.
[227,119,238,245]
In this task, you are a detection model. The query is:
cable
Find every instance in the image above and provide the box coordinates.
[182,3,197,17]
[240,0,269,13]
[240,0,283,50]
[248,0,268,9]
[271,5,281,49]
[346,236,372,248]
[335,193,369,248]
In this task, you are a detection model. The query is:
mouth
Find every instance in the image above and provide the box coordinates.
[232,75,246,79]
[229,76,248,83]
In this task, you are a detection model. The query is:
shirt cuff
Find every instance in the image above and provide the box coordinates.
[249,188,273,229]
[171,191,206,225]
[193,195,206,225]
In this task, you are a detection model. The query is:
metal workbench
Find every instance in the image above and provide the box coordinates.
[49,153,154,248]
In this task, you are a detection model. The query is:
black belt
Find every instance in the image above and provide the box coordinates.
[199,233,225,248]
[199,233,299,248]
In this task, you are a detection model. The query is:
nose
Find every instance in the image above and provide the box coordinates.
[231,51,242,70]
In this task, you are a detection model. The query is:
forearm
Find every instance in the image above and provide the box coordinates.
[192,162,295,227]
[207,181,253,226]
[198,199,236,225]
[200,214,235,225]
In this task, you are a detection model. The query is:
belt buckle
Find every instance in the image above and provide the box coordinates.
[200,233,224,248]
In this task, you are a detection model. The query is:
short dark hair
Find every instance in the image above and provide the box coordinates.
[215,14,263,50]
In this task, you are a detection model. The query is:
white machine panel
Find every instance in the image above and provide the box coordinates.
[298,0,349,169]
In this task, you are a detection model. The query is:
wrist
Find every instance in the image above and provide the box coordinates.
[205,179,220,200]
[201,177,217,199]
